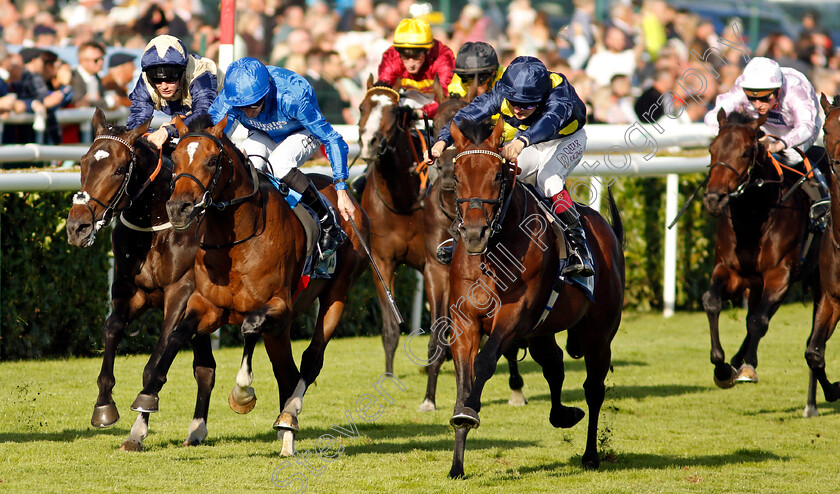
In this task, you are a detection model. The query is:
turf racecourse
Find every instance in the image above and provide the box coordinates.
[1,304,840,493]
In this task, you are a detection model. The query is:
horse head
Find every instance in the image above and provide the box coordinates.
[703,108,767,216]
[166,114,232,230]
[821,93,840,172]
[451,116,508,254]
[67,108,151,247]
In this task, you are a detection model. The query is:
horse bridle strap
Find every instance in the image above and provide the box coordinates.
[73,135,137,229]
[454,149,505,163]
[454,149,517,234]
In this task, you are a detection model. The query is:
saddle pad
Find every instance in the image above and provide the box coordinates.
[292,202,319,260]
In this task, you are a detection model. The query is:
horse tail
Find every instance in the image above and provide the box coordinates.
[606,186,625,250]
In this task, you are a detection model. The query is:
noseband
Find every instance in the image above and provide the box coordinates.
[453,149,516,235]
[707,131,770,199]
[72,134,137,231]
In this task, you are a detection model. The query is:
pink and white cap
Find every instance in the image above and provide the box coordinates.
[741,57,783,92]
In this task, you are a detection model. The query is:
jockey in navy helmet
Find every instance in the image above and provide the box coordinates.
[429,56,593,277]
[127,35,223,149]
[209,57,355,259]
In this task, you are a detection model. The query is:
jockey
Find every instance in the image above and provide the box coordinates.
[377,17,455,118]
[127,35,223,149]
[704,56,829,231]
[208,57,355,259]
[447,41,503,98]
[429,56,594,277]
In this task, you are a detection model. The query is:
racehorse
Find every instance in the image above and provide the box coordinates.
[65,108,213,450]
[358,77,427,374]
[805,94,840,414]
[131,114,368,455]
[701,109,819,397]
[417,77,528,412]
[446,117,625,478]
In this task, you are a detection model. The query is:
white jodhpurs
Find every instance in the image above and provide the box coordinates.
[240,128,321,178]
[516,129,587,198]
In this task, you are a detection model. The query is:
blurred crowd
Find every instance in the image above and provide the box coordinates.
[0,0,839,146]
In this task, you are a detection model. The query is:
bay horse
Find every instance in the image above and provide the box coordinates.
[416,77,528,412]
[702,109,820,398]
[65,108,214,450]
[358,77,427,374]
[131,114,368,455]
[446,117,625,478]
[805,93,840,414]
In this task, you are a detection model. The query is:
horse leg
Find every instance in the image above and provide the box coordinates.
[504,342,527,407]
[736,267,791,383]
[229,327,261,414]
[805,294,840,403]
[184,333,215,446]
[420,262,449,412]
[374,255,400,374]
[529,334,583,429]
[264,329,300,457]
[704,266,741,388]
[448,320,481,479]
[580,325,614,470]
[805,290,822,418]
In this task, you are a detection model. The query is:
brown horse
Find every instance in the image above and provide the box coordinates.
[415,78,528,412]
[65,108,214,450]
[702,109,819,396]
[806,94,840,414]
[358,78,427,374]
[130,114,368,455]
[446,117,624,478]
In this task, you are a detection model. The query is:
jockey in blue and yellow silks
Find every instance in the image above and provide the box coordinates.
[429,56,593,277]
[127,35,223,149]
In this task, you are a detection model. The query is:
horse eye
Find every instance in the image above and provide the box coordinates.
[741,150,751,158]
[114,167,126,176]
[494,172,503,182]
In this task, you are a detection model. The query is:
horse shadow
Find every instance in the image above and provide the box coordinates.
[0,427,127,443]
[485,383,706,406]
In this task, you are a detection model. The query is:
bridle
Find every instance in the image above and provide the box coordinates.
[453,148,517,236]
[707,129,767,199]
[72,134,137,234]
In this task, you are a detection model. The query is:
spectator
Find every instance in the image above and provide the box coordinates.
[70,40,107,109]
[32,24,58,47]
[597,74,636,124]
[337,0,376,33]
[101,52,136,109]
[585,25,636,88]
[11,48,72,144]
[317,50,353,124]
[635,66,678,124]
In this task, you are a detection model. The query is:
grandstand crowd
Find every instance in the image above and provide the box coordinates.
[0,0,837,145]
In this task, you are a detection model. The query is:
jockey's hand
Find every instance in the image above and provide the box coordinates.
[426,140,447,166]
[415,109,426,120]
[502,138,525,162]
[147,128,170,149]
[759,136,785,154]
[336,189,356,221]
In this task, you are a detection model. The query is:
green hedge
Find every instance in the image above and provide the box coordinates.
[3,176,787,358]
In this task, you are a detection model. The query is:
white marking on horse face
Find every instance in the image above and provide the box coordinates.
[187,142,199,165]
[282,379,307,416]
[235,356,253,388]
[359,95,392,158]
[94,150,110,161]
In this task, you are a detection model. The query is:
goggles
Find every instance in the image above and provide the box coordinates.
[509,100,538,111]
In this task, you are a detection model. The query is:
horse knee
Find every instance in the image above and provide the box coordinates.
[702,291,721,313]
[805,347,825,370]
[242,311,266,335]
[747,314,770,336]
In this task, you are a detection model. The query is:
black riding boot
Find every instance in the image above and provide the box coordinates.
[436,238,456,264]
[284,168,347,259]
[555,207,594,277]
[803,166,830,232]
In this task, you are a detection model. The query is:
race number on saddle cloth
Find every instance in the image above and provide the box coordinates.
[435,56,594,278]
[377,18,455,118]
[127,35,224,145]
[209,57,351,272]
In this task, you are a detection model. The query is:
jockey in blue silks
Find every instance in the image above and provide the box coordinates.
[127,35,223,149]
[428,55,593,277]
[209,56,355,258]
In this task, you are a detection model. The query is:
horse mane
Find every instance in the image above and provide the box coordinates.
[186,113,250,164]
[723,111,765,138]
[98,121,157,156]
[458,118,495,146]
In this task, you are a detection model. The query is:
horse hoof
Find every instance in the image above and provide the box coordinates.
[735,364,758,383]
[450,407,480,429]
[273,412,300,432]
[182,438,202,447]
[713,364,739,389]
[119,439,143,452]
[581,452,601,470]
[418,399,436,412]
[449,467,465,479]
[550,406,585,429]
[508,390,528,407]
[91,403,120,428]
[803,404,819,418]
[228,388,257,414]
[130,394,159,413]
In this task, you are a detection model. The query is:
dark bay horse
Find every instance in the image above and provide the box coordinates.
[133,114,368,455]
[446,117,624,478]
[65,108,214,450]
[416,78,527,412]
[805,94,840,415]
[702,109,819,398]
[358,78,427,374]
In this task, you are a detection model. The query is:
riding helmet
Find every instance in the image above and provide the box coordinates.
[393,18,434,50]
[223,57,272,107]
[494,56,551,104]
[141,35,188,80]
[454,41,499,77]
[741,57,783,92]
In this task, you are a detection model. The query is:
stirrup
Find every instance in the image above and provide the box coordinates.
[562,251,594,277]
[436,239,455,265]
[810,198,830,232]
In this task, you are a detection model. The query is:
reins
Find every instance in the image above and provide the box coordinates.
[453,149,519,235]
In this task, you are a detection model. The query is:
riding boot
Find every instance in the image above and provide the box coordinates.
[436,238,456,264]
[283,168,347,259]
[555,207,595,277]
[802,166,830,232]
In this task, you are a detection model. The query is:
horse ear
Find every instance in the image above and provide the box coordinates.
[716,107,727,127]
[490,117,505,149]
[366,73,374,90]
[125,117,151,145]
[465,75,479,102]
[92,107,108,136]
[392,78,402,92]
[209,116,227,137]
[450,120,466,148]
[821,92,832,114]
[173,115,188,137]
[433,75,446,103]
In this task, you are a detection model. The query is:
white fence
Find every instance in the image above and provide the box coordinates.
[0,114,717,319]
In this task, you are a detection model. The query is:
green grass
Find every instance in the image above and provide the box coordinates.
[2,304,840,493]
